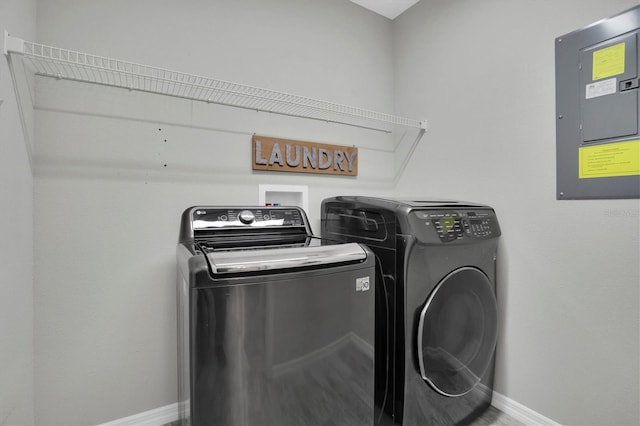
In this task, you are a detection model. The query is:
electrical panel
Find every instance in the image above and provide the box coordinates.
[555,5,640,199]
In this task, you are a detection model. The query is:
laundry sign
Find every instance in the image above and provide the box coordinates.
[252,135,358,176]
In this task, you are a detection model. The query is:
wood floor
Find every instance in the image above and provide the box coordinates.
[177,334,522,424]
[469,405,524,426]
[169,406,523,425]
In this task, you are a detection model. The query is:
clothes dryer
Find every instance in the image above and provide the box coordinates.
[177,206,376,425]
[321,196,501,425]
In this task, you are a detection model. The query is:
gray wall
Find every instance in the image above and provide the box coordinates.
[0,1,36,425]
[5,0,639,425]
[393,1,640,425]
[33,0,396,424]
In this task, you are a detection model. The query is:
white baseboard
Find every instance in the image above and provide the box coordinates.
[100,392,559,426]
[492,391,561,425]
[99,402,179,426]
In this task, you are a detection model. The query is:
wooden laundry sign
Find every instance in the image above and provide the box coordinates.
[252,135,358,176]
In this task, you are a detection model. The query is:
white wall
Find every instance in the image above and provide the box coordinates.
[393,1,639,425]
[0,1,36,425]
[33,0,396,424]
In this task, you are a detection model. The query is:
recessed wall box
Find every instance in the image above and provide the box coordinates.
[258,184,309,212]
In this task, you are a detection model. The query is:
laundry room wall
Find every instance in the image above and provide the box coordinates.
[393,1,639,425]
[0,1,36,425]
[19,0,640,424]
[32,0,398,424]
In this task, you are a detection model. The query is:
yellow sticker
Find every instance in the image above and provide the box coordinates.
[592,42,625,81]
[579,139,640,179]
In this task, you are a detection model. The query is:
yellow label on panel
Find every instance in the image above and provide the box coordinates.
[592,42,625,81]
[579,139,640,179]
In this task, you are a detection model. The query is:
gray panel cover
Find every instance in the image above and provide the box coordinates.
[555,5,640,199]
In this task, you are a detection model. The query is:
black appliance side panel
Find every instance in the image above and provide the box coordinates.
[373,246,399,426]
[321,201,398,425]
[189,265,375,426]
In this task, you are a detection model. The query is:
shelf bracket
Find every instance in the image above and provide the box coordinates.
[4,30,33,170]
[3,31,24,56]
[393,126,427,185]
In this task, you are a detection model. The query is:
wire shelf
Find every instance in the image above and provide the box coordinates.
[5,34,426,133]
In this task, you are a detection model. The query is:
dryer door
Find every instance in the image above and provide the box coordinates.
[417,267,498,397]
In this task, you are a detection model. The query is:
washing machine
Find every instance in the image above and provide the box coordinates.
[176,205,376,425]
[321,196,501,425]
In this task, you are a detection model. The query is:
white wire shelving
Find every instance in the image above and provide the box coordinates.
[4,31,426,182]
[3,32,426,134]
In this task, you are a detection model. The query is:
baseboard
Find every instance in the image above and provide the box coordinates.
[492,391,561,425]
[100,391,558,426]
[99,402,179,426]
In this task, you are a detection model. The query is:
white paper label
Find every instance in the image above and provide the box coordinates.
[585,78,617,99]
[356,276,370,292]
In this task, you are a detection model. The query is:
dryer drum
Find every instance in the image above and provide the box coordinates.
[417,266,498,397]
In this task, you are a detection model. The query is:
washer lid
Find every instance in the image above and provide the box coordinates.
[417,267,498,397]
[205,242,367,274]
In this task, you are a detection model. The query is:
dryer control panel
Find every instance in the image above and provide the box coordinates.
[410,209,501,243]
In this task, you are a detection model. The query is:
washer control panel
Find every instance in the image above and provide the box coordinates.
[192,207,305,229]
[411,209,500,243]
[180,205,313,244]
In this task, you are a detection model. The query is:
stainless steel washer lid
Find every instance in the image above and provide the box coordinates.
[205,242,367,274]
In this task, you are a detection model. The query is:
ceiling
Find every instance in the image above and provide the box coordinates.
[349,0,420,20]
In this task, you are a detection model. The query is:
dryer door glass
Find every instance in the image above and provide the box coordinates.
[417,267,498,397]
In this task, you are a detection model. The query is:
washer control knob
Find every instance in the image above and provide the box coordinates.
[238,210,255,224]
